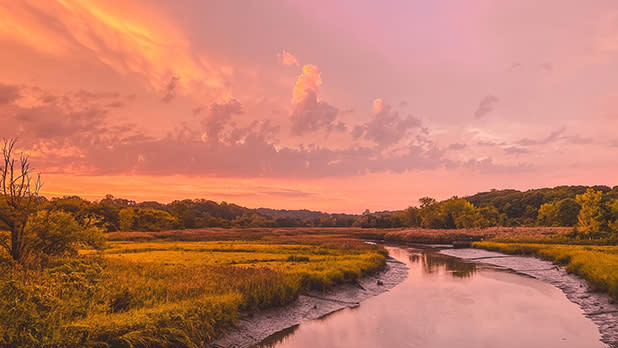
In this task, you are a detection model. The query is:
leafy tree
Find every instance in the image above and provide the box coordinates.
[607,199,618,233]
[25,210,105,257]
[118,207,178,232]
[555,198,580,226]
[537,202,559,226]
[575,188,604,238]
[419,197,437,209]
[478,205,500,227]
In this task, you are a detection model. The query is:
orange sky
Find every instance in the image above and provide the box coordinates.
[2,1,618,213]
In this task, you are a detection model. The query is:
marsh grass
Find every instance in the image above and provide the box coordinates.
[0,232,386,347]
[475,242,618,300]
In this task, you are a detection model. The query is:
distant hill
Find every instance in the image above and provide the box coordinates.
[256,208,359,220]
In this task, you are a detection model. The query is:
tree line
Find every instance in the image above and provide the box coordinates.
[3,137,618,265]
[358,186,618,239]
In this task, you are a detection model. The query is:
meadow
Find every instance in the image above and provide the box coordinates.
[475,242,618,300]
[0,230,387,347]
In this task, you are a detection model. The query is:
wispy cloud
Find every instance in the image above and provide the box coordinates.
[474,95,499,119]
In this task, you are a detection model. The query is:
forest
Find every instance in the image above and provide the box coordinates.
[5,185,617,237]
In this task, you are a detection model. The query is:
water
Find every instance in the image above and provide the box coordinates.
[257,246,605,348]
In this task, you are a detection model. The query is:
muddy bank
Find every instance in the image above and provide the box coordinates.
[441,248,618,348]
[209,256,408,348]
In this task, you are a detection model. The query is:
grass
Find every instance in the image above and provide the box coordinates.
[474,241,618,300]
[378,226,570,244]
[0,231,387,347]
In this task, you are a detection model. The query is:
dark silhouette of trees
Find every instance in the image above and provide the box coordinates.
[0,138,42,263]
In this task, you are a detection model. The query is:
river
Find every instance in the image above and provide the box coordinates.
[256,245,606,348]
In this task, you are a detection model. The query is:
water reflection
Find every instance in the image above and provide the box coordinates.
[413,251,477,278]
[255,246,604,348]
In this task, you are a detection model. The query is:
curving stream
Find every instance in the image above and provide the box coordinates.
[256,246,606,348]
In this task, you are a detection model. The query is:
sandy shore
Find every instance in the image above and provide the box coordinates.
[209,256,409,348]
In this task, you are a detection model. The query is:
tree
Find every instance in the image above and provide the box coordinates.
[607,199,618,234]
[537,202,559,226]
[419,197,437,209]
[118,207,178,231]
[575,188,604,238]
[26,210,105,257]
[555,198,580,226]
[0,138,42,263]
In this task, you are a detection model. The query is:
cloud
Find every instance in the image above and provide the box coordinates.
[278,50,299,66]
[0,84,20,104]
[447,143,467,150]
[354,99,422,147]
[474,95,499,119]
[290,64,342,135]
[517,127,565,146]
[561,135,594,145]
[290,90,339,135]
[0,1,230,95]
[503,146,529,155]
[161,76,179,103]
[464,157,534,174]
[0,83,454,179]
[201,99,243,142]
[292,64,321,104]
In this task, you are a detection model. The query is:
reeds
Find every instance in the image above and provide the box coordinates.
[475,242,618,300]
[0,235,386,347]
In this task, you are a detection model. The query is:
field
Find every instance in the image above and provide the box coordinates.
[0,230,386,347]
[475,242,618,300]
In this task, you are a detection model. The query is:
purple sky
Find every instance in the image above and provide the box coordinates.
[1,0,617,213]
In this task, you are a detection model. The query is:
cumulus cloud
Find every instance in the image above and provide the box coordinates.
[354,99,422,147]
[0,83,451,178]
[292,64,321,104]
[278,50,299,66]
[200,99,243,142]
[474,95,499,119]
[290,64,343,135]
[290,90,339,134]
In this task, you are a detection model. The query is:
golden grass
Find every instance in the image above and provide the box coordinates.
[0,234,386,347]
[475,242,618,300]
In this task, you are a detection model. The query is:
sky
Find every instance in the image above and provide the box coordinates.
[1,0,618,213]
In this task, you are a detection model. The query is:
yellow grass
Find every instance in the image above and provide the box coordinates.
[1,235,386,347]
[475,242,618,300]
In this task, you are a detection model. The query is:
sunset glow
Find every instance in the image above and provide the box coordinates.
[2,0,618,212]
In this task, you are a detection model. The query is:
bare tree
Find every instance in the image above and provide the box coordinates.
[0,138,41,263]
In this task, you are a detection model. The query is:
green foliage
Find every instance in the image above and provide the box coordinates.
[360,185,618,229]
[26,210,105,257]
[575,188,605,238]
[119,207,178,232]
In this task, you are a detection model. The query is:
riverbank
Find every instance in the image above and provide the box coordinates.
[0,232,389,347]
[442,247,618,347]
[211,256,408,348]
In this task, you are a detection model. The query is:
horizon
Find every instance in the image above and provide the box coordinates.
[2,1,618,214]
[36,183,617,216]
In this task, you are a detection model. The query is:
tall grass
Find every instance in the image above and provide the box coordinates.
[0,235,386,347]
[475,242,618,300]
